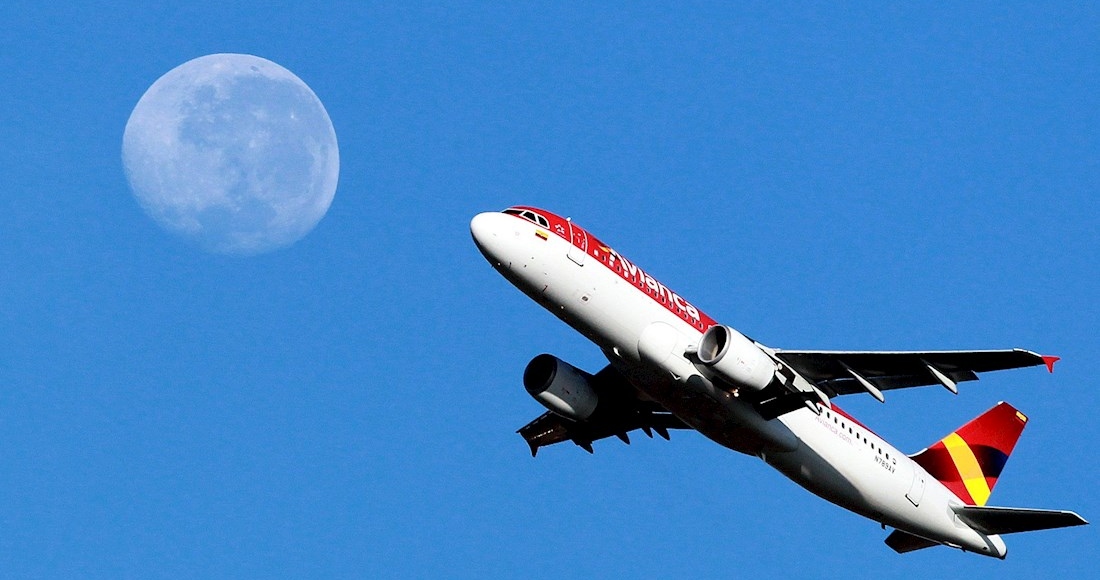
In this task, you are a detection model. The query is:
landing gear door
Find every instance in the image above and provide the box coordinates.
[567,219,587,266]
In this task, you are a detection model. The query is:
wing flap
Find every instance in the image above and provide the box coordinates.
[517,409,688,456]
[953,505,1088,535]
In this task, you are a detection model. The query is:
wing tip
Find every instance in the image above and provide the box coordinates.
[1041,355,1060,373]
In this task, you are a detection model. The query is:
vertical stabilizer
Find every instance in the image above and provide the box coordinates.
[910,401,1028,505]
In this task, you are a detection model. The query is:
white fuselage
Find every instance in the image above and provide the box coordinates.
[471,210,1007,558]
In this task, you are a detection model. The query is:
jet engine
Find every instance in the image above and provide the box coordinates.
[695,325,777,393]
[523,354,599,421]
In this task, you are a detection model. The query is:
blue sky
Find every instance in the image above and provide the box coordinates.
[2,3,1097,578]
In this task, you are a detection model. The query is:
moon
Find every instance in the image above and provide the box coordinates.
[122,53,339,255]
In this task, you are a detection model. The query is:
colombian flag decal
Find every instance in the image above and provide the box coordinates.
[535,230,549,240]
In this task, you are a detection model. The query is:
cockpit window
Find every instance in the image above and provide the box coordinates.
[503,208,549,228]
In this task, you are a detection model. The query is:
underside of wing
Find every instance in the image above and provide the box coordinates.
[953,505,1089,535]
[516,364,689,456]
[518,408,689,456]
[773,349,1055,399]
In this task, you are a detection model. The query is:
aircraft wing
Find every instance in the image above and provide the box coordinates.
[773,349,1056,400]
[517,364,690,456]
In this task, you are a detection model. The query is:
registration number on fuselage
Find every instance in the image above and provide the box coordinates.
[875,454,896,473]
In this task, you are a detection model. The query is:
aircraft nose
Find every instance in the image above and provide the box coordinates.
[470,212,496,249]
[470,211,508,263]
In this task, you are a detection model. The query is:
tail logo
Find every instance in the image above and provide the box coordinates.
[911,402,1028,506]
[941,432,992,506]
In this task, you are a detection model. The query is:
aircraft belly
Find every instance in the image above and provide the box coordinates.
[763,414,870,512]
[772,414,903,517]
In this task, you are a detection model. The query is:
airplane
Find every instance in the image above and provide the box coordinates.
[470,205,1087,559]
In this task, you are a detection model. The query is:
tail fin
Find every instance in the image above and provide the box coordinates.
[910,401,1028,506]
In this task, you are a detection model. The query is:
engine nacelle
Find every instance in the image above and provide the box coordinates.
[523,354,599,421]
[695,325,776,393]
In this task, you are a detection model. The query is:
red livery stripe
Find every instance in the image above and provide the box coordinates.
[507,206,718,332]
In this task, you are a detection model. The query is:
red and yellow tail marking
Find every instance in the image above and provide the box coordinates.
[910,401,1028,506]
[941,432,992,506]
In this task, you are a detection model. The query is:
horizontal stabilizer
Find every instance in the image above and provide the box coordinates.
[884,530,940,554]
[953,505,1089,535]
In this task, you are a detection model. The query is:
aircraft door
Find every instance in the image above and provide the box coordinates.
[567,219,587,266]
[906,472,926,507]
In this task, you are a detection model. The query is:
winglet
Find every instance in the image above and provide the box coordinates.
[1041,355,1060,373]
